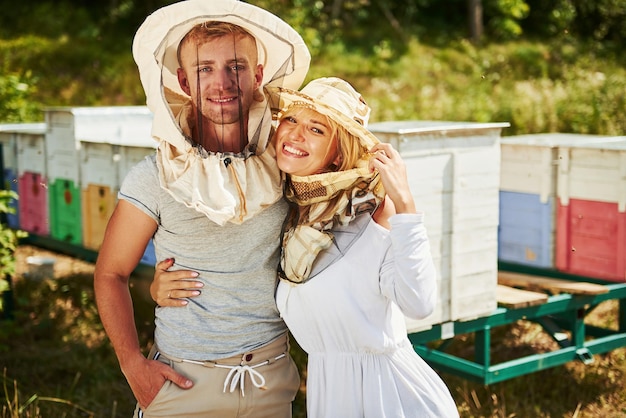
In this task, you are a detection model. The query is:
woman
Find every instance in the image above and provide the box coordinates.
[152,77,459,417]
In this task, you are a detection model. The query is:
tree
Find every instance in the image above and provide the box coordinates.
[469,0,484,42]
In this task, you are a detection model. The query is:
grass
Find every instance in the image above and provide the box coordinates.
[2,35,626,138]
[1,245,626,417]
[1,245,308,418]
[441,301,626,417]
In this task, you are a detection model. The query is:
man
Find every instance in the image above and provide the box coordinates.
[93,1,310,416]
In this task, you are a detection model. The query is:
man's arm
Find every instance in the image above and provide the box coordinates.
[94,200,192,408]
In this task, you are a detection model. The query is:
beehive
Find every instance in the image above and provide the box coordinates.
[499,133,613,269]
[45,106,155,250]
[0,123,45,229]
[369,120,509,332]
[15,126,49,235]
[555,137,626,281]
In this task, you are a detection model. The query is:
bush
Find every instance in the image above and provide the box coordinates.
[0,190,27,315]
[0,73,41,123]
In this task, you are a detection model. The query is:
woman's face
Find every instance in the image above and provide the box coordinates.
[274,107,340,177]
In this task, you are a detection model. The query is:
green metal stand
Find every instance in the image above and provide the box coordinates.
[409,264,626,384]
[20,234,626,384]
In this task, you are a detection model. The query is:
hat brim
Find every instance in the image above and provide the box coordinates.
[133,0,311,103]
[268,86,380,151]
[132,0,311,153]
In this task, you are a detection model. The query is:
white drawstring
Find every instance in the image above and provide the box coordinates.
[220,363,267,396]
[180,352,286,397]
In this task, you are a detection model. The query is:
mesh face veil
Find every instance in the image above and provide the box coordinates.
[133,0,310,225]
[177,22,259,156]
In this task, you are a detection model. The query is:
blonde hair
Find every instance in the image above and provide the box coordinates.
[332,118,367,172]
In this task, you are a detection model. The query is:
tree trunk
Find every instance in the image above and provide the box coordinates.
[468,0,483,43]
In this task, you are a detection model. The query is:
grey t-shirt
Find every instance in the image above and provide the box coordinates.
[119,155,288,360]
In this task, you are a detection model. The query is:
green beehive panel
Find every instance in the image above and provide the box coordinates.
[48,178,83,245]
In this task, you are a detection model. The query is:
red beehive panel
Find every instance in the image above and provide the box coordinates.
[17,171,49,235]
[557,198,626,282]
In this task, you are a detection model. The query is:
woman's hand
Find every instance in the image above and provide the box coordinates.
[368,143,416,214]
[150,258,203,307]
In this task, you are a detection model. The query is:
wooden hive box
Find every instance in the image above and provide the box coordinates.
[48,179,82,245]
[15,126,49,235]
[499,133,613,269]
[556,136,626,282]
[44,106,153,251]
[81,184,117,250]
[369,120,509,332]
[0,123,45,229]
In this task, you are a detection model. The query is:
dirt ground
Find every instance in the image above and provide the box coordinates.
[15,245,97,279]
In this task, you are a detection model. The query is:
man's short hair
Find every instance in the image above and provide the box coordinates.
[177,21,258,67]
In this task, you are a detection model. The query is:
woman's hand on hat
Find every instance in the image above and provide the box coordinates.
[368,143,416,214]
[151,258,203,307]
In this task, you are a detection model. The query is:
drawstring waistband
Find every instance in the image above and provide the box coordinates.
[156,350,287,397]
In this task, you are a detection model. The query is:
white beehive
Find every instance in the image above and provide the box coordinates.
[369,120,509,332]
[45,106,154,187]
[500,133,611,199]
[499,133,613,269]
[80,109,156,190]
[44,106,156,250]
[0,123,47,229]
[117,144,157,188]
[0,123,45,177]
[558,136,626,208]
[14,124,47,176]
[13,124,48,235]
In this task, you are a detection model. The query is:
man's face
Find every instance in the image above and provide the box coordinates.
[177,35,263,127]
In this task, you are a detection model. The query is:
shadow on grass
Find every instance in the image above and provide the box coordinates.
[3,257,625,417]
[2,266,310,417]
[436,318,626,417]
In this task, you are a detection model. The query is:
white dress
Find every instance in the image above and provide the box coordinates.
[276,213,459,418]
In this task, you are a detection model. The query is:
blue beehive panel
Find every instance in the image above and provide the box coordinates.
[498,190,554,268]
[4,168,19,229]
[140,239,157,267]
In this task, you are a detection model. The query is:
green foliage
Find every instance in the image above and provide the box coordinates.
[524,0,576,38]
[0,73,41,123]
[0,1,624,135]
[0,35,143,109]
[572,0,626,41]
[0,0,93,39]
[0,190,27,314]
[310,36,625,137]
[1,268,130,416]
[486,0,530,40]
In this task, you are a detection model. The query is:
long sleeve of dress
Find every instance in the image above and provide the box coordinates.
[379,213,437,320]
[275,214,459,418]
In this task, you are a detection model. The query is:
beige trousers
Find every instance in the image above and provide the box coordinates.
[134,333,300,418]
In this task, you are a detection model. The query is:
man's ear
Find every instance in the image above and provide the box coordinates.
[255,64,264,88]
[177,68,191,96]
[253,64,265,102]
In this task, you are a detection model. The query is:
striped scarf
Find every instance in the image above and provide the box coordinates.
[279,162,384,284]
